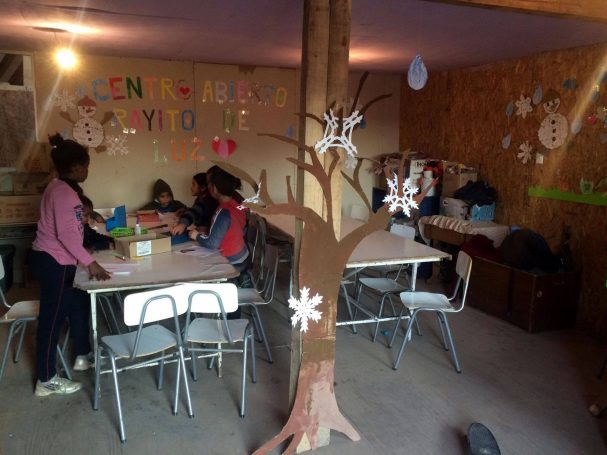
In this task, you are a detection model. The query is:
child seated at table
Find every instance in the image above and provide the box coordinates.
[80,195,114,252]
[140,179,186,214]
[171,172,217,235]
[188,167,250,285]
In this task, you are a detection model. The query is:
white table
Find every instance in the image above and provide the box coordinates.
[264,214,450,327]
[74,243,238,360]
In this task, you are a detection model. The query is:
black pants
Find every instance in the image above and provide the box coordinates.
[30,250,91,381]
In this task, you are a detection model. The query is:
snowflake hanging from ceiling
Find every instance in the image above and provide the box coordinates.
[238,181,261,210]
[53,88,76,112]
[517,141,534,164]
[289,287,323,333]
[105,133,129,156]
[383,174,419,216]
[314,109,363,157]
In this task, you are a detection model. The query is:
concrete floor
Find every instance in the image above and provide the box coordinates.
[1,272,606,455]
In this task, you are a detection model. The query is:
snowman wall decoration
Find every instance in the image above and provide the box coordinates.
[538,89,569,150]
[60,95,113,153]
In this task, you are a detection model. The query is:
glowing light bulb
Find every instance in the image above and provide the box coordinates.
[55,48,77,69]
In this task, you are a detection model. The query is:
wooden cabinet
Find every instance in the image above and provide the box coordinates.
[467,257,580,332]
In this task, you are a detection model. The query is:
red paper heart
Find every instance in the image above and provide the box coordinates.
[211,137,237,158]
[179,86,190,97]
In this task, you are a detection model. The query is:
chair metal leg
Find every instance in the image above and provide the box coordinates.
[436,313,449,351]
[56,344,72,380]
[0,322,18,383]
[389,306,408,348]
[250,328,257,384]
[340,282,358,334]
[93,347,102,410]
[173,351,181,416]
[178,346,194,418]
[372,294,388,342]
[109,353,126,443]
[240,333,247,418]
[245,303,273,363]
[14,321,28,362]
[393,310,418,370]
[191,343,199,381]
[440,313,461,373]
[414,317,422,337]
[158,350,165,390]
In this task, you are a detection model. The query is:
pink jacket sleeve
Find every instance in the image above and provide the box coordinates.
[55,186,95,266]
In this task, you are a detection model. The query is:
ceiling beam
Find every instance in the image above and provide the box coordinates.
[424,0,607,23]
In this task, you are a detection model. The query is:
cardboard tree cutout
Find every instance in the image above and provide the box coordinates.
[216,73,432,454]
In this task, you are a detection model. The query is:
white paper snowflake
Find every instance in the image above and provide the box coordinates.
[515,94,533,119]
[517,141,533,164]
[53,89,76,112]
[314,109,363,157]
[382,174,419,216]
[238,182,261,210]
[289,287,323,333]
[105,134,129,156]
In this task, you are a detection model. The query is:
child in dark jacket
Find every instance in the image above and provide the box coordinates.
[140,179,186,214]
[80,195,113,252]
[170,172,217,235]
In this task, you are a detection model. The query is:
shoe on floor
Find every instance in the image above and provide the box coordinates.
[73,353,95,371]
[35,375,82,397]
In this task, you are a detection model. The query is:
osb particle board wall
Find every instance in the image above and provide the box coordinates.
[400,43,607,336]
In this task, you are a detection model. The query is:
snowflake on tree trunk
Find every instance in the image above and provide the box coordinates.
[53,89,76,112]
[105,133,129,156]
[314,109,363,157]
[289,287,323,333]
[383,174,419,216]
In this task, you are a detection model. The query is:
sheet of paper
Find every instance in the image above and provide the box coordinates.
[177,246,217,257]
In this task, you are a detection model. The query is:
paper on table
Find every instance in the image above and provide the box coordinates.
[177,246,217,257]
[99,262,140,273]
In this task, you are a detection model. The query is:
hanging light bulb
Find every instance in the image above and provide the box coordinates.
[55,47,77,70]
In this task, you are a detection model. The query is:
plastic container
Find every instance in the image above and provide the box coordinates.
[134,217,142,235]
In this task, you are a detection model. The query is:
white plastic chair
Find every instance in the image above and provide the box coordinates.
[389,251,473,372]
[237,245,279,363]
[354,224,416,341]
[93,285,193,443]
[0,260,72,383]
[181,283,256,418]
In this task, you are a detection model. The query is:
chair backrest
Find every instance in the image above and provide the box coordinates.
[453,251,473,310]
[179,282,240,343]
[123,286,184,327]
[390,223,416,240]
[122,285,186,359]
[259,244,279,302]
[180,282,239,314]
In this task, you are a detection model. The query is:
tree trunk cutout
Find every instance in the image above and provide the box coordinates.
[214,74,432,454]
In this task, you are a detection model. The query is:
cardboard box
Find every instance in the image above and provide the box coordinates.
[114,232,171,258]
[440,197,469,220]
[0,195,41,224]
[441,170,478,197]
